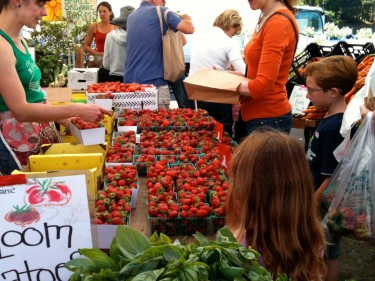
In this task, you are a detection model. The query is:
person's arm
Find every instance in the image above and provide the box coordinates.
[360,105,375,124]
[315,176,331,205]
[0,41,110,123]
[176,13,194,34]
[84,23,102,56]
[180,32,187,46]
[102,35,111,70]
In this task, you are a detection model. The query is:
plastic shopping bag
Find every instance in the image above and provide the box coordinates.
[323,112,375,240]
[341,58,375,137]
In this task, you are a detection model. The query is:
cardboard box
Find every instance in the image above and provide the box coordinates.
[70,123,106,146]
[14,165,99,197]
[46,87,72,103]
[184,68,248,104]
[86,89,158,110]
[25,143,108,193]
[95,99,113,111]
[68,68,98,90]
[97,225,117,249]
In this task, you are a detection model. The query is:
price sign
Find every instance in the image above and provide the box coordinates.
[0,171,94,281]
[289,85,310,115]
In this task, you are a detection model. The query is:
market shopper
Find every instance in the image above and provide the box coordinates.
[226,129,326,280]
[190,9,245,137]
[123,0,194,110]
[102,5,134,82]
[0,0,110,175]
[84,1,115,68]
[305,55,358,281]
[236,0,298,135]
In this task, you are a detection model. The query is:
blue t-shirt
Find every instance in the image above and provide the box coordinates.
[307,113,344,189]
[124,2,182,86]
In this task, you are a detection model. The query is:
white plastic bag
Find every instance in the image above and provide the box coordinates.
[323,112,375,240]
[341,59,375,136]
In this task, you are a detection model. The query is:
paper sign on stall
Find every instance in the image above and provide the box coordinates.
[215,121,224,142]
[289,85,310,115]
[0,171,95,281]
[218,143,232,168]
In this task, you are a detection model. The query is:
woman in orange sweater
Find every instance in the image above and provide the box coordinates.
[236,0,298,135]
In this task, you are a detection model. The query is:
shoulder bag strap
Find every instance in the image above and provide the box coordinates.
[156,6,163,36]
[244,11,298,80]
[272,11,299,54]
[164,9,170,29]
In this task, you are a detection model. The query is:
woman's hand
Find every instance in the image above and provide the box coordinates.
[360,105,375,125]
[75,104,111,123]
[237,81,250,97]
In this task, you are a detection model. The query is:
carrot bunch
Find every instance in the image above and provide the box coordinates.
[302,106,327,120]
[345,55,374,104]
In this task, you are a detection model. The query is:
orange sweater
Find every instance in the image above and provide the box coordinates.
[241,9,297,121]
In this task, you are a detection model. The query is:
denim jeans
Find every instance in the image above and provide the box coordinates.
[168,76,195,109]
[245,111,292,135]
[0,136,20,175]
[197,101,233,136]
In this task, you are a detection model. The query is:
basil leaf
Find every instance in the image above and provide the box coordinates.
[163,244,184,262]
[79,248,118,271]
[116,226,151,260]
[131,268,164,281]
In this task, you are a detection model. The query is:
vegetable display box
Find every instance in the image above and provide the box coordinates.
[69,118,106,146]
[68,68,98,90]
[148,216,179,236]
[87,90,158,110]
[25,143,108,193]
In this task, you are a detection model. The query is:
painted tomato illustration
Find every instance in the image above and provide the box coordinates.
[25,179,72,206]
[5,205,40,227]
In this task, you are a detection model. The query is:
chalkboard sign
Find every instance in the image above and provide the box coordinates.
[0,171,94,281]
[289,85,310,115]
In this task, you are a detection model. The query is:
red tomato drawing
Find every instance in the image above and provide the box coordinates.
[5,205,40,227]
[25,180,72,207]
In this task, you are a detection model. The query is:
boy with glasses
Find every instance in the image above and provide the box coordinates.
[305,55,358,281]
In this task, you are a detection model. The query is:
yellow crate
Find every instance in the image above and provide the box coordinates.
[103,114,114,134]
[62,135,78,143]
[51,101,72,106]
[28,143,108,192]
[12,166,98,198]
[105,134,112,146]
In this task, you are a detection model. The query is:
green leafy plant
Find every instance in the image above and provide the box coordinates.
[65,226,290,281]
[27,19,89,87]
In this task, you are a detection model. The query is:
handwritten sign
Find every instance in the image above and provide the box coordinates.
[0,172,93,281]
[289,85,310,115]
[62,0,97,22]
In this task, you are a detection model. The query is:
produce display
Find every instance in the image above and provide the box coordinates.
[65,226,289,281]
[89,108,234,238]
[87,82,147,93]
[70,117,104,129]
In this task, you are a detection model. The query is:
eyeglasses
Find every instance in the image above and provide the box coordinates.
[306,88,324,95]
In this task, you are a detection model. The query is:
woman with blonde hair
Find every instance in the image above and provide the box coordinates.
[226,129,326,280]
[190,9,245,137]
